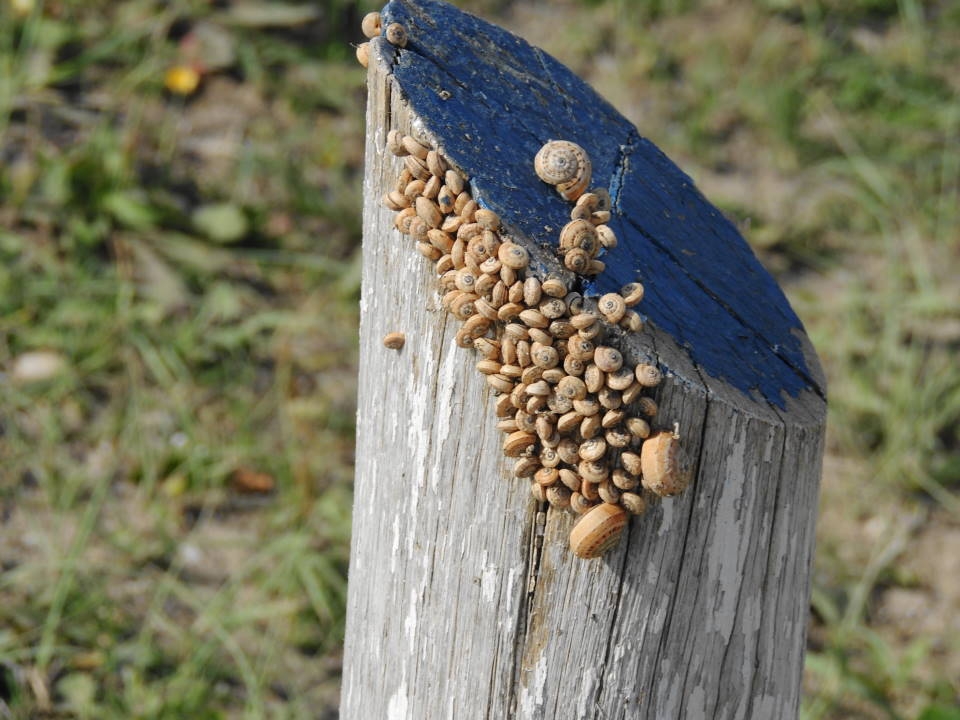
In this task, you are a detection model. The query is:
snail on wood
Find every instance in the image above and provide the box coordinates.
[385,22,408,48]
[533,140,592,202]
[640,431,694,497]
[569,503,627,559]
[382,331,405,350]
[361,11,382,38]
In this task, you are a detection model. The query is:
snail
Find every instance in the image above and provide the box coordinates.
[361,12,382,39]
[641,431,694,497]
[534,140,592,202]
[569,503,627,559]
[382,331,406,350]
[385,22,408,48]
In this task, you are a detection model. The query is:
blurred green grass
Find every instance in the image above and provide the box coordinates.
[0,0,958,718]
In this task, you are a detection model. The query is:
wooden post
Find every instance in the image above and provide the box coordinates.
[341,2,827,718]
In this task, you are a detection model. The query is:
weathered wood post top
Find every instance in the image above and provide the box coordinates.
[342,1,826,718]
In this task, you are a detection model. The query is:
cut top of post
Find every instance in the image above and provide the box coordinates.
[374,0,825,410]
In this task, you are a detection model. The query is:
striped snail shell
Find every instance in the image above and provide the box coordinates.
[569,503,627,558]
[640,431,694,497]
[534,140,592,201]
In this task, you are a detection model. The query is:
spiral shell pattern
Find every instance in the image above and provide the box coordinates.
[534,141,592,191]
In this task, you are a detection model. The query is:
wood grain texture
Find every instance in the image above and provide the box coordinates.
[341,5,826,718]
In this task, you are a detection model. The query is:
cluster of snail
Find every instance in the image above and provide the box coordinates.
[358,15,694,558]
[355,11,407,68]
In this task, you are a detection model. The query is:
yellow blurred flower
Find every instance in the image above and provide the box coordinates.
[164,65,201,95]
[10,0,35,17]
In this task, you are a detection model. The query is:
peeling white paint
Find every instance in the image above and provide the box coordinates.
[404,587,417,645]
[386,679,409,720]
[481,562,498,603]
[518,654,547,718]
[576,667,597,718]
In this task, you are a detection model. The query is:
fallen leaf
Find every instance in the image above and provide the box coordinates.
[230,468,275,494]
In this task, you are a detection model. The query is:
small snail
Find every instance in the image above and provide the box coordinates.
[355,42,370,68]
[361,11,382,39]
[533,140,592,201]
[640,431,694,497]
[385,22,408,48]
[569,503,627,559]
[382,331,405,350]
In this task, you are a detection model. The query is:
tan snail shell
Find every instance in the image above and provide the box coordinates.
[355,42,370,68]
[533,140,592,201]
[640,431,694,497]
[559,220,599,255]
[385,22,408,48]
[598,293,626,323]
[621,282,645,306]
[382,331,405,350]
[361,11,382,39]
[569,503,627,559]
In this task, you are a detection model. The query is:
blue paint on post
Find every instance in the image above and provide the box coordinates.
[377,0,822,408]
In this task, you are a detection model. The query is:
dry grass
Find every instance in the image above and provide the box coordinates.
[1,0,958,717]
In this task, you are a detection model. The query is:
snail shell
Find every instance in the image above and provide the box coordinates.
[620,451,642,476]
[514,456,541,478]
[541,277,568,298]
[557,411,582,436]
[519,308,549,329]
[593,346,623,373]
[546,485,572,509]
[637,396,659,417]
[386,129,406,156]
[601,408,625,429]
[620,310,643,333]
[606,366,636,391]
[569,503,627,559]
[361,11,382,39]
[596,224,618,250]
[422,152,443,180]
[444,169,465,195]
[572,397,601,417]
[385,22,408,47]
[635,363,663,387]
[503,430,537,457]
[557,375,587,400]
[626,416,651,440]
[498,242,529,270]
[578,437,607,462]
[621,282,645,306]
[564,248,591,274]
[559,220,599,256]
[611,468,639,491]
[621,492,647,515]
[570,491,594,515]
[534,140,591,189]
[579,413,601,440]
[597,387,622,411]
[382,331,405,350]
[640,431,694,497]
[355,42,370,68]
[598,293,626,323]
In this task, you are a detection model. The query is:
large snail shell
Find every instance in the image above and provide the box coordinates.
[569,502,627,558]
[534,140,592,194]
[640,431,694,497]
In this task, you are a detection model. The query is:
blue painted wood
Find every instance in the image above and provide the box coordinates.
[377,0,822,409]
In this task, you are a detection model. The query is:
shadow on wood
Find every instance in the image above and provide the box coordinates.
[341,2,826,718]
